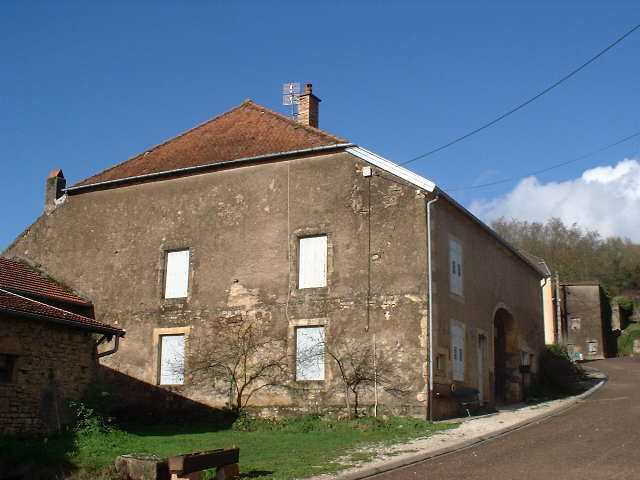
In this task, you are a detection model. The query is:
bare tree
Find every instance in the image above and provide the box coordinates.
[188,315,289,413]
[323,336,410,418]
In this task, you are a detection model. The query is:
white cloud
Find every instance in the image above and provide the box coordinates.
[470,158,640,241]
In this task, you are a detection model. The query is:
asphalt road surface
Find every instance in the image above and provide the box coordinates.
[370,357,640,480]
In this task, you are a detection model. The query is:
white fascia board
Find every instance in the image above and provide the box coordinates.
[346,146,436,192]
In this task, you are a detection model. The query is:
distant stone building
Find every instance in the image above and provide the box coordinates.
[6,85,544,419]
[0,257,124,434]
[562,282,611,360]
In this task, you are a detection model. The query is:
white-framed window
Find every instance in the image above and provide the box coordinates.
[164,249,190,299]
[449,239,463,296]
[298,235,327,289]
[451,322,465,381]
[159,334,185,385]
[295,326,325,381]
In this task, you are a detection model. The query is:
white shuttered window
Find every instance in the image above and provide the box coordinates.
[296,326,325,381]
[159,334,185,385]
[299,236,327,289]
[449,240,463,296]
[165,250,190,299]
[451,322,465,381]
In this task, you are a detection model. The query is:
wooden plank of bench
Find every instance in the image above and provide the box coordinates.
[168,448,240,475]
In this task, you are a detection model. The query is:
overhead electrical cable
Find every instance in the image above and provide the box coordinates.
[401,22,640,166]
[445,129,640,192]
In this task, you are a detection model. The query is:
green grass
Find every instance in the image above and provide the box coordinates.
[618,323,640,356]
[1,415,454,480]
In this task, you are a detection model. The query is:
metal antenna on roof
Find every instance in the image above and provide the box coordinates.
[282,82,301,118]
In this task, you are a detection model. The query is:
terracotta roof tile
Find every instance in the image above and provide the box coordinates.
[0,288,123,334]
[75,101,349,187]
[0,257,89,304]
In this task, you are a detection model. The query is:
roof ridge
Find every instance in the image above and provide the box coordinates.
[74,100,346,187]
[242,100,347,143]
[74,102,250,186]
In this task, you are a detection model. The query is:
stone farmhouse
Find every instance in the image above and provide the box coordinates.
[0,257,124,434]
[5,85,544,419]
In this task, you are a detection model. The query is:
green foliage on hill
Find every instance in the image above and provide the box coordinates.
[491,217,640,296]
[618,323,640,356]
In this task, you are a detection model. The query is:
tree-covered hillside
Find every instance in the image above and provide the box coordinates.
[491,217,640,297]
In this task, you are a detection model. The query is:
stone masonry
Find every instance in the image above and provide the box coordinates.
[0,313,97,435]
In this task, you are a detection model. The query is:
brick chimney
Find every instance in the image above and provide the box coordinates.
[45,169,66,214]
[298,83,320,128]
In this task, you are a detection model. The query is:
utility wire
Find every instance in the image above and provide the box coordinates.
[402,22,640,166]
[445,129,640,192]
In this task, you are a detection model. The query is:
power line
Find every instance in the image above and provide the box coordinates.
[445,129,640,192]
[402,22,640,166]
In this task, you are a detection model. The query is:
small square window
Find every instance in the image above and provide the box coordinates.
[435,354,445,375]
[0,354,17,384]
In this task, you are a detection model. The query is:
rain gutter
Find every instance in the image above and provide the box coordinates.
[64,143,355,194]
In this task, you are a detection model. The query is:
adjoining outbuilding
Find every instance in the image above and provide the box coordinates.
[0,257,124,435]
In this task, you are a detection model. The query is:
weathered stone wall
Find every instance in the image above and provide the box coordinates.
[6,150,544,419]
[0,314,96,435]
[6,152,431,417]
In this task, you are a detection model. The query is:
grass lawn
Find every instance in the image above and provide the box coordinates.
[1,415,454,479]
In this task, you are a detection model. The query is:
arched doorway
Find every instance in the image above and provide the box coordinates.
[493,308,517,403]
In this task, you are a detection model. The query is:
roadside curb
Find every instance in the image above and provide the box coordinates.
[317,376,607,480]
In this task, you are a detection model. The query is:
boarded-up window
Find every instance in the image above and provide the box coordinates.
[449,239,463,296]
[451,322,465,381]
[165,250,190,298]
[159,334,185,385]
[296,326,325,381]
[299,236,327,289]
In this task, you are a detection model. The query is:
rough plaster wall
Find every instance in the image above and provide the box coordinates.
[0,315,96,434]
[5,152,430,416]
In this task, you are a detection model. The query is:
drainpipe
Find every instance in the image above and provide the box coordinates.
[555,273,563,346]
[96,333,124,358]
[426,194,439,422]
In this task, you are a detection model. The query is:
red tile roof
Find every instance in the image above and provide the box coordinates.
[75,100,349,187]
[0,288,123,335]
[0,257,89,305]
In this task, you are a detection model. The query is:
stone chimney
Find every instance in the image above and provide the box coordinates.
[45,169,66,214]
[298,83,320,128]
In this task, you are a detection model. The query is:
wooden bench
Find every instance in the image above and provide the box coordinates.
[167,448,240,480]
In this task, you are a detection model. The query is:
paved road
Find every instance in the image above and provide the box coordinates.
[371,357,640,480]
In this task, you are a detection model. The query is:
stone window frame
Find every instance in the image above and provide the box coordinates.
[158,245,195,305]
[153,326,191,386]
[290,227,334,294]
[288,318,330,387]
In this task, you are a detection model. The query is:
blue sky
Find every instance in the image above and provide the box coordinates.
[2,1,639,249]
